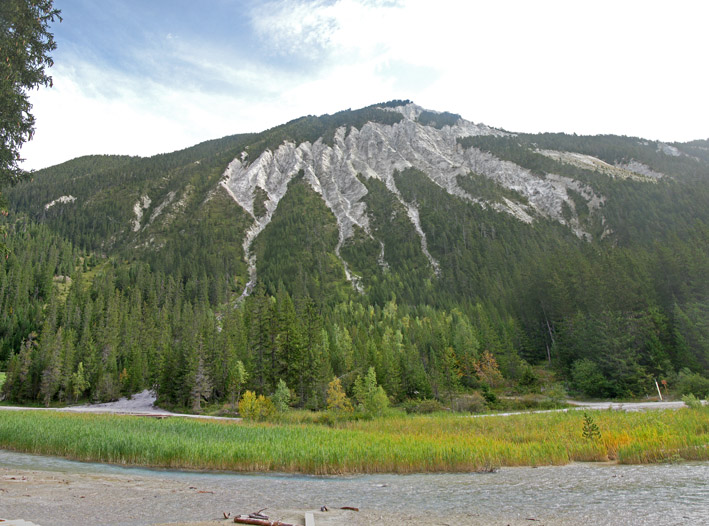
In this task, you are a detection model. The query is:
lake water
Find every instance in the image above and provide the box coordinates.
[1,449,707,525]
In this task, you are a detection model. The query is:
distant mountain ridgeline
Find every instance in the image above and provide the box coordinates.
[2,101,709,408]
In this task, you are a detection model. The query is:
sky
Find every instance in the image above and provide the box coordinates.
[20,0,709,170]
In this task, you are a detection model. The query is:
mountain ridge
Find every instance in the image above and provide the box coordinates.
[8,100,709,301]
[3,101,709,406]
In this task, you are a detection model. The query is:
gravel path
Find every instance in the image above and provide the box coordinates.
[468,398,694,418]
[567,400,694,411]
[0,390,236,421]
[1,391,693,419]
[66,390,169,414]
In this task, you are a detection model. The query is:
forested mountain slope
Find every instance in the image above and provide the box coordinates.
[2,101,708,407]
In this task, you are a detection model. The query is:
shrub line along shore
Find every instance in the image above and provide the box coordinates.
[0,407,707,475]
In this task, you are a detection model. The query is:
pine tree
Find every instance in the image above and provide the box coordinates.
[272,378,291,412]
[1,331,36,401]
[275,289,305,393]
[247,290,275,391]
[58,328,76,401]
[440,346,461,404]
[474,350,504,387]
[189,353,212,413]
[70,361,89,402]
[582,412,601,441]
[353,366,389,416]
[39,327,63,406]
[227,358,248,410]
[310,328,334,409]
[297,296,322,406]
[377,327,403,400]
[1,0,61,255]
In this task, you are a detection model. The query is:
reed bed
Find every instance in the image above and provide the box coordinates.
[0,407,706,474]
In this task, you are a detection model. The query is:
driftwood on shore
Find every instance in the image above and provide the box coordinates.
[231,504,358,524]
[248,508,269,520]
[233,517,295,526]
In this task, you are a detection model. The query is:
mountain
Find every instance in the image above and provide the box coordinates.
[3,101,709,406]
[11,102,709,297]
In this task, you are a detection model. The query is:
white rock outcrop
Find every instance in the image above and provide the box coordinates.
[132,195,152,232]
[536,149,664,181]
[221,103,606,293]
[658,143,681,157]
[44,195,76,210]
[615,160,664,180]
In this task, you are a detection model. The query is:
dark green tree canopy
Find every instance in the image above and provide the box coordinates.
[0,0,60,184]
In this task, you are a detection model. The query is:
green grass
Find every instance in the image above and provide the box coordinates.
[0,408,707,474]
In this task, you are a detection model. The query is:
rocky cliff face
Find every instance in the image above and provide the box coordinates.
[220,103,617,292]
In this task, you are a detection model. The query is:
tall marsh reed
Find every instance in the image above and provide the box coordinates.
[0,407,706,474]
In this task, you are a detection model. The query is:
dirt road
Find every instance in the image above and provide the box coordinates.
[0,390,235,420]
[1,390,693,420]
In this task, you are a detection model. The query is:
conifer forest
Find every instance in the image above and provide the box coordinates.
[2,103,709,411]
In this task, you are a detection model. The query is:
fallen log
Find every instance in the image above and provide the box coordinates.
[340,506,359,512]
[249,508,269,520]
[233,517,294,526]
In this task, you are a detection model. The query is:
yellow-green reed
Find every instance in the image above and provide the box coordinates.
[0,407,706,474]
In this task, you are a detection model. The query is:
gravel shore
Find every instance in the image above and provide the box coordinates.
[0,466,578,526]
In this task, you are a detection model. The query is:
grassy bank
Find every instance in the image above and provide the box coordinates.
[0,408,707,474]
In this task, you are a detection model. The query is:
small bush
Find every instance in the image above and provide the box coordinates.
[239,391,276,421]
[682,393,703,409]
[480,384,498,404]
[544,383,568,406]
[451,392,488,413]
[518,367,540,389]
[272,379,292,413]
[353,367,389,417]
[582,412,601,441]
[676,372,709,399]
[571,359,611,398]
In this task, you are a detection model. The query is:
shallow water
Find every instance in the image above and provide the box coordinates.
[1,449,707,524]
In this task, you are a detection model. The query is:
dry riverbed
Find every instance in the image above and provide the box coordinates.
[0,466,590,526]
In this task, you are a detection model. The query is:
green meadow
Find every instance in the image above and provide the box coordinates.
[1,408,707,474]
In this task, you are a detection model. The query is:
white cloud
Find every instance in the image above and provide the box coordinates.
[20,59,292,170]
[21,0,709,170]
[250,0,709,141]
